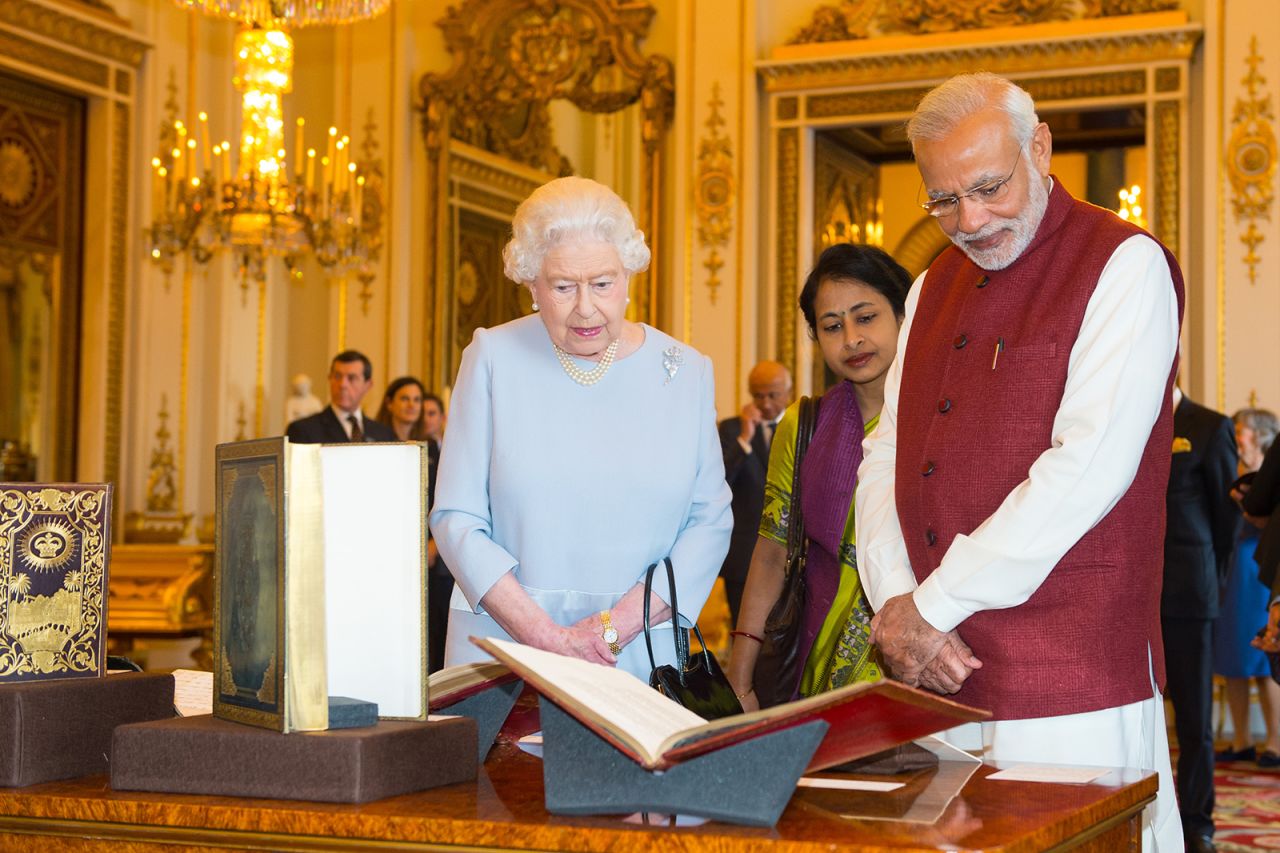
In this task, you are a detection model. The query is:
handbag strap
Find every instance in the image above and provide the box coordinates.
[642,558,695,682]
[786,395,821,561]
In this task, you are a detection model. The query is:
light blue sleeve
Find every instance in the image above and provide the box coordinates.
[660,353,733,620]
[428,328,518,612]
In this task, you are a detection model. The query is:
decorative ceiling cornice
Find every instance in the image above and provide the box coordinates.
[758,21,1201,93]
[0,0,150,69]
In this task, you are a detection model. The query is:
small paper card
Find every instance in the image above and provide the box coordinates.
[986,764,1109,784]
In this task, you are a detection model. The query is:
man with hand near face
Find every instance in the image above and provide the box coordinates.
[286,350,396,443]
[855,72,1184,852]
[718,361,792,624]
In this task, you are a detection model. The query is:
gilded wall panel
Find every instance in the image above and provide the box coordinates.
[775,127,799,380]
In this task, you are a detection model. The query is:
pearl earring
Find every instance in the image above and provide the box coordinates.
[532,301,539,311]
[625,297,631,305]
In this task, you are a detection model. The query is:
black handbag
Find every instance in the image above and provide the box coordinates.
[642,558,744,720]
[752,395,820,709]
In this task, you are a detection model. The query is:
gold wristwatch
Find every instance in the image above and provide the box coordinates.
[599,610,621,655]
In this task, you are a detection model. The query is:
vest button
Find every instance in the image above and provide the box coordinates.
[925,529,937,546]
[921,461,935,476]
[976,276,989,289]
[938,398,952,414]
[953,334,967,349]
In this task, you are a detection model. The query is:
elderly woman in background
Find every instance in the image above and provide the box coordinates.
[430,176,732,678]
[1215,408,1280,765]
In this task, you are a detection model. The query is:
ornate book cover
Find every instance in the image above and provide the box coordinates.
[0,483,112,682]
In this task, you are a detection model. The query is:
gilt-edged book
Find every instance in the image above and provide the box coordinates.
[473,636,989,773]
[214,438,429,733]
[0,483,112,682]
[427,661,518,712]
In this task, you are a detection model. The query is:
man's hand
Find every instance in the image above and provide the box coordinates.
[738,403,764,445]
[917,631,982,694]
[870,593,947,686]
[871,594,981,692]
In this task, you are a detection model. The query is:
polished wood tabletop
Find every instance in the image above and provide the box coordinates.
[0,736,1155,852]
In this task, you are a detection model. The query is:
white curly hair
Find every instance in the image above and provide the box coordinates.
[502,176,651,284]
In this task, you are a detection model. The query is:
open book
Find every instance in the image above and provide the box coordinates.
[427,661,518,712]
[473,637,989,772]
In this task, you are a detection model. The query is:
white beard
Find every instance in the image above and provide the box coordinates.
[951,172,1050,271]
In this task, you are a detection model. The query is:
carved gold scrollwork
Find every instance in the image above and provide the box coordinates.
[418,0,674,175]
[696,83,734,305]
[124,393,192,544]
[790,0,1180,43]
[1226,37,1276,285]
[775,128,799,380]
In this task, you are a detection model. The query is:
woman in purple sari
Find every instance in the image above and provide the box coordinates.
[726,243,912,709]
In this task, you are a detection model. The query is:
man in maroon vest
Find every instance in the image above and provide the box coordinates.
[855,73,1186,852]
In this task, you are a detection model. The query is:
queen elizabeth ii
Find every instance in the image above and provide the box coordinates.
[429,176,732,678]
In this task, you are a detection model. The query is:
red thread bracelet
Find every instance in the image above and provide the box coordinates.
[730,630,763,644]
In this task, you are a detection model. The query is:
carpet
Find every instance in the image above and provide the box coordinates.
[1214,756,1280,850]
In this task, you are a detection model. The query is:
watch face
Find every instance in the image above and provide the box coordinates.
[603,627,619,644]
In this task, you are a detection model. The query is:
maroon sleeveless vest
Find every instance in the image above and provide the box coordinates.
[895,180,1185,720]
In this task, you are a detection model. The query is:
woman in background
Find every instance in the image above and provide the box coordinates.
[726,243,911,709]
[1215,408,1280,765]
[376,377,429,442]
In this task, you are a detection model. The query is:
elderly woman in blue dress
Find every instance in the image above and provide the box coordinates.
[430,176,732,678]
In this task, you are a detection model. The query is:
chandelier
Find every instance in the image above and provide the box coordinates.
[1117,184,1147,230]
[173,0,391,28]
[147,26,383,294]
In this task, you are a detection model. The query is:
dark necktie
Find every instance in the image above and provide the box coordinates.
[761,421,774,452]
[348,415,363,442]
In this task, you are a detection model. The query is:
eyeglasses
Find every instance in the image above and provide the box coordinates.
[918,150,1022,219]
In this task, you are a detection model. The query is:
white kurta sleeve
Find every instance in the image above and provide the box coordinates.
[912,234,1180,632]
[855,272,927,611]
[660,353,734,620]
[428,328,519,612]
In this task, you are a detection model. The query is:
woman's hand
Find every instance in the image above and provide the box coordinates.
[545,620,617,666]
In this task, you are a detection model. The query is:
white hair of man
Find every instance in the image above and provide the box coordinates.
[906,71,1039,155]
[502,175,651,284]
[1235,408,1280,456]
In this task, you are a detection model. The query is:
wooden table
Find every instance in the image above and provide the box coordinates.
[0,739,1154,852]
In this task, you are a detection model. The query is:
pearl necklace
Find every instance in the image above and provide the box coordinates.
[553,338,620,386]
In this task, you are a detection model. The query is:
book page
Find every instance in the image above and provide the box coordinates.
[172,669,214,716]
[321,443,427,719]
[478,638,706,766]
[427,661,513,708]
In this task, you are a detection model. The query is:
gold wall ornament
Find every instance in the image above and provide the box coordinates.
[775,127,800,380]
[173,0,390,28]
[1226,36,1276,285]
[416,0,674,389]
[695,82,735,305]
[123,393,192,544]
[789,0,1180,43]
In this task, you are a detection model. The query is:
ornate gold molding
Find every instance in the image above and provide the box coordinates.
[1225,36,1276,285]
[0,0,147,68]
[123,395,191,544]
[0,27,107,87]
[696,82,734,305]
[105,100,126,501]
[1154,100,1179,257]
[775,128,799,380]
[789,0,1178,43]
[761,24,1200,92]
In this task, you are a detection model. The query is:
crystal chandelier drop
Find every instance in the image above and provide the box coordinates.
[147,26,383,291]
[1117,184,1147,230]
[173,0,391,28]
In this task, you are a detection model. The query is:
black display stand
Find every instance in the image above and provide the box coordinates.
[0,673,175,787]
[111,714,478,803]
[539,700,826,827]
[434,679,523,762]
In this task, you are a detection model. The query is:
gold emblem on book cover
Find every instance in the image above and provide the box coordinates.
[0,487,107,676]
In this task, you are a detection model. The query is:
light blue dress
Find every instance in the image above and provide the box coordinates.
[429,315,733,679]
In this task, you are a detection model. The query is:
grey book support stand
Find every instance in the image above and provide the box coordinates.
[539,699,827,827]
[435,679,523,762]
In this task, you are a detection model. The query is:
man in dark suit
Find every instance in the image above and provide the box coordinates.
[285,350,396,443]
[718,360,792,625]
[1161,388,1240,851]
